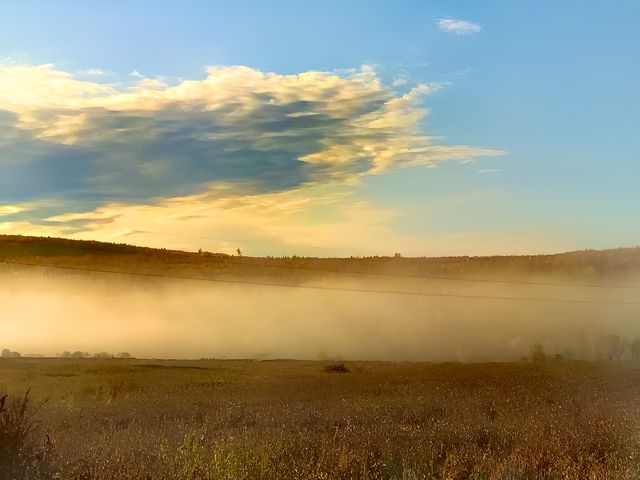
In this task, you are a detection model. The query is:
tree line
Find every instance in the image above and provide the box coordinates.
[1,349,133,359]
[525,334,640,362]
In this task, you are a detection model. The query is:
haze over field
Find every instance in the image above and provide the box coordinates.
[2,277,638,361]
[2,237,639,361]
[0,0,638,364]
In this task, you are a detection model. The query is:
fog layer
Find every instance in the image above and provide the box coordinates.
[1,271,638,361]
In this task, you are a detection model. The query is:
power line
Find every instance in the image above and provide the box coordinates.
[1,232,638,289]
[219,258,640,290]
[2,260,639,306]
[4,231,638,289]
[101,230,640,290]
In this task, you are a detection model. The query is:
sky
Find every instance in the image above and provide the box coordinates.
[0,0,638,257]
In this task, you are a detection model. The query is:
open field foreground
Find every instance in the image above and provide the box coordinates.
[2,358,640,479]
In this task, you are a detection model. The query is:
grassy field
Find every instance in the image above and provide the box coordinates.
[2,358,640,479]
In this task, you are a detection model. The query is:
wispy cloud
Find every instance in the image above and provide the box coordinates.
[391,76,408,87]
[437,18,482,35]
[0,186,557,257]
[0,204,25,216]
[77,68,107,77]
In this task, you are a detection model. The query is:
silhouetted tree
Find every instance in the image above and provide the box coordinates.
[603,334,622,361]
[1,349,20,358]
[93,352,114,359]
[531,343,546,362]
[631,338,640,363]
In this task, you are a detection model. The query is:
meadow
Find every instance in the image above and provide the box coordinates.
[3,358,640,479]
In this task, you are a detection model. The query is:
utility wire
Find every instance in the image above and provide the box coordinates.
[1,233,638,289]
[2,260,639,306]
[103,230,640,290]
[219,258,640,290]
[3,233,638,289]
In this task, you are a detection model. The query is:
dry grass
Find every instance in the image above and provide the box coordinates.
[1,358,640,479]
[0,389,52,480]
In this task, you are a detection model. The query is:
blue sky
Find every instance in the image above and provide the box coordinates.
[0,1,638,256]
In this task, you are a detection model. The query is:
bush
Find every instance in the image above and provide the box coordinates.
[324,363,349,373]
[531,343,547,362]
[1,348,21,358]
[0,390,51,479]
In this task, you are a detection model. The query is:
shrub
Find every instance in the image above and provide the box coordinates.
[324,363,349,373]
[531,343,547,362]
[0,390,52,479]
[1,348,21,358]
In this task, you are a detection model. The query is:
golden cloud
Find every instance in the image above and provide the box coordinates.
[0,62,510,254]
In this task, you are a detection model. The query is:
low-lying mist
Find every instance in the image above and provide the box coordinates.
[1,270,639,361]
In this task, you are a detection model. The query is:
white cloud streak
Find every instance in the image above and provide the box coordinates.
[437,18,482,35]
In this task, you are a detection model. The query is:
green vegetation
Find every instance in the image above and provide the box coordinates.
[1,358,640,479]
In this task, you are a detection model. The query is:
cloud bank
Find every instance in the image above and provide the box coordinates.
[0,62,507,254]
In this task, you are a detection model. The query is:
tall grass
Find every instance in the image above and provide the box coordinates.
[2,359,640,479]
[0,390,51,480]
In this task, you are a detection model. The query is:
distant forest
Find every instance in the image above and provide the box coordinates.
[1,234,639,285]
